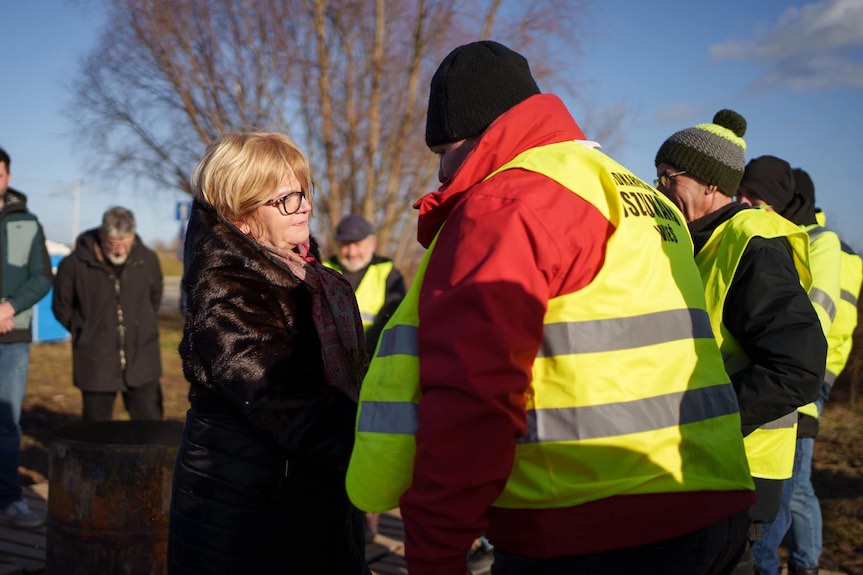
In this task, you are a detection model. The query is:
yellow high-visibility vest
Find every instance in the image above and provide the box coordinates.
[797,224,841,419]
[324,260,392,330]
[815,211,863,408]
[695,209,811,480]
[347,141,753,512]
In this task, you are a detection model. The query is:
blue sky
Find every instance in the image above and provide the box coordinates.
[2,0,862,250]
[1,1,186,248]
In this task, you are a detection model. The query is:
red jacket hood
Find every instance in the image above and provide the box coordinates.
[414,94,586,247]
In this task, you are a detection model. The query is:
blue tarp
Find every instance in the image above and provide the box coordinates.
[33,250,70,343]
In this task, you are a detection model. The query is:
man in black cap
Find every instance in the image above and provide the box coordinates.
[738,160,842,575]
[324,214,405,363]
[347,41,758,575]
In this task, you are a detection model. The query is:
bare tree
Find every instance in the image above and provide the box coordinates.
[71,0,615,272]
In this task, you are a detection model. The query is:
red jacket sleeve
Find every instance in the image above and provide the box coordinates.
[401,175,610,574]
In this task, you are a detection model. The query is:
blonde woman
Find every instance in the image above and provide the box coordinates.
[168,132,369,574]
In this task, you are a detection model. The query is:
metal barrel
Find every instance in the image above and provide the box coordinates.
[47,420,183,575]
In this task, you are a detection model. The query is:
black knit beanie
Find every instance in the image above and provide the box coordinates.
[654,109,748,196]
[783,167,817,225]
[793,168,816,208]
[425,41,540,148]
[739,155,795,213]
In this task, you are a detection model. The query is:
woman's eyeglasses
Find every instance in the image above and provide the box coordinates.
[653,170,687,189]
[263,184,314,216]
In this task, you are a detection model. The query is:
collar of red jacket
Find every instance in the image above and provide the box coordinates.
[414,94,586,248]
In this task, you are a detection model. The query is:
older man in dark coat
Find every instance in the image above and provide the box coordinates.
[52,206,164,421]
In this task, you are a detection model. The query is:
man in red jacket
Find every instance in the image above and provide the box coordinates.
[354,41,755,575]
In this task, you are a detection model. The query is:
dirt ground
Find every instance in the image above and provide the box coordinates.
[17,311,863,574]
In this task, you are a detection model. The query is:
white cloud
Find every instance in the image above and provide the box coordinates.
[710,0,863,91]
[753,55,863,91]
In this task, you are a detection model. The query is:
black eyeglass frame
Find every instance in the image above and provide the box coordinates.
[263,183,315,216]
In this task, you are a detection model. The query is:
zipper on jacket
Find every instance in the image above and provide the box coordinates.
[114,277,127,371]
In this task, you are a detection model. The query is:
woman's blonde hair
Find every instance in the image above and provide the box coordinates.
[191,131,313,225]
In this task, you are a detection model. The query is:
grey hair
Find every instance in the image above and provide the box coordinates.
[101,206,136,237]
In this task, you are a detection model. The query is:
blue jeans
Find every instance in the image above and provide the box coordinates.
[815,380,831,415]
[751,474,794,575]
[787,437,821,569]
[752,437,821,574]
[0,342,30,506]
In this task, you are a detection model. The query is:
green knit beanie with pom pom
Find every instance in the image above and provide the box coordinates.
[655,109,748,197]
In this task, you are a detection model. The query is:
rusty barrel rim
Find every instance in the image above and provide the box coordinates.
[51,419,184,447]
[46,420,183,575]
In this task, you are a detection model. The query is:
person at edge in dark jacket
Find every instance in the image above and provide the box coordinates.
[167,132,370,575]
[347,41,756,575]
[52,206,165,422]
[0,146,52,529]
[737,159,842,575]
[655,112,826,575]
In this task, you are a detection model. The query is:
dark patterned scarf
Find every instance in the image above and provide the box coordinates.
[263,241,367,402]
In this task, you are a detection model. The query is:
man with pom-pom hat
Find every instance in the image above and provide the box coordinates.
[655,110,826,573]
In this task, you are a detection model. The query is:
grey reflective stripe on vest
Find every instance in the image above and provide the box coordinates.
[538,308,713,357]
[358,401,418,434]
[519,385,739,443]
[758,411,798,431]
[376,309,713,359]
[809,287,837,321]
[808,227,826,242]
[841,289,858,306]
[825,370,837,386]
[376,324,419,357]
[359,384,739,441]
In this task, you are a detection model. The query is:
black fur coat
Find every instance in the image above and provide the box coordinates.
[179,198,360,469]
[169,199,368,574]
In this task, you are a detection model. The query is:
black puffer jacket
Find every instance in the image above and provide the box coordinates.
[690,203,825,435]
[52,229,162,391]
[168,199,368,574]
[690,203,825,522]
